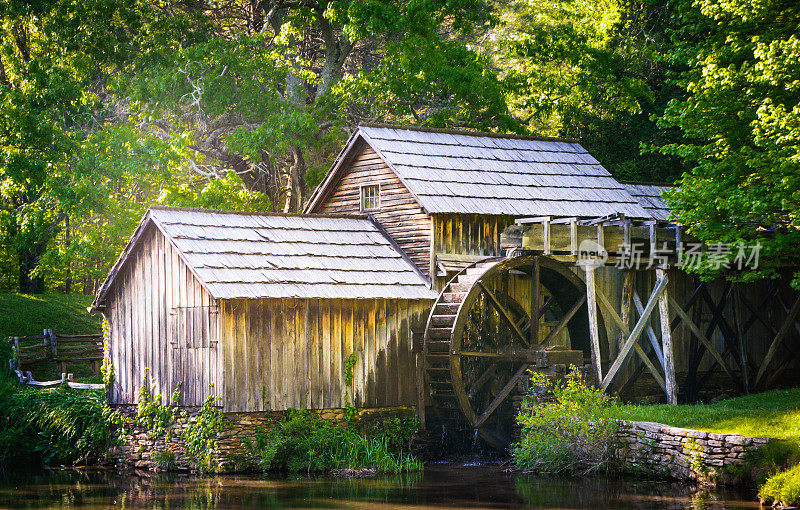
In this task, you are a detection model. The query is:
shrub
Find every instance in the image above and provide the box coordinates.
[759,463,800,506]
[513,366,620,475]
[0,380,117,467]
[246,409,422,474]
[182,394,229,472]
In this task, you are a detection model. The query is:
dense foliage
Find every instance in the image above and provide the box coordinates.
[760,463,800,507]
[0,0,797,291]
[0,382,117,468]
[245,409,422,474]
[513,367,620,475]
[659,0,800,285]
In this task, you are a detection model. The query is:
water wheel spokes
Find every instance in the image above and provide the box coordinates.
[424,254,596,451]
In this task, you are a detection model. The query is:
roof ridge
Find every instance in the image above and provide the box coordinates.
[618,180,677,187]
[148,204,369,220]
[359,123,580,144]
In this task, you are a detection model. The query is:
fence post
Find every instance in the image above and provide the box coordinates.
[47,329,57,359]
[11,337,19,368]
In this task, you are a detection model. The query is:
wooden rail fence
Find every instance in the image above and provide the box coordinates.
[8,329,105,390]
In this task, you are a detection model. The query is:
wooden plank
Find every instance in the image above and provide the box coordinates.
[367,299,378,407]
[316,299,327,409]
[657,268,677,404]
[631,292,665,367]
[285,298,298,409]
[273,299,286,410]
[332,299,343,408]
[157,232,167,403]
[601,273,669,391]
[165,241,175,402]
[387,299,399,406]
[265,301,277,410]
[375,299,388,407]
[297,299,308,409]
[354,301,366,406]
[530,257,540,345]
[585,267,603,383]
[343,300,355,406]
[307,299,319,409]
[156,234,165,401]
[321,299,332,408]
[137,247,147,402]
[754,295,800,388]
[247,300,261,410]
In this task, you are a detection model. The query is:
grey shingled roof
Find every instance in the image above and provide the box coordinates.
[94,207,436,305]
[354,125,652,218]
[620,182,673,221]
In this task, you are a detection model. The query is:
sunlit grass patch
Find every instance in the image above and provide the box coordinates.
[611,388,800,445]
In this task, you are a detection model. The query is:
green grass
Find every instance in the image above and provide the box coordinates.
[0,294,102,381]
[612,388,800,445]
[0,293,100,339]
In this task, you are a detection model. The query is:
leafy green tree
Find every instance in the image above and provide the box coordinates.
[0,0,264,293]
[123,0,516,213]
[0,0,149,292]
[659,0,800,285]
[485,0,685,181]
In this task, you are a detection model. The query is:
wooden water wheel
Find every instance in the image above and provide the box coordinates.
[423,254,598,449]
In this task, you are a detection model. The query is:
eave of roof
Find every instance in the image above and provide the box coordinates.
[91,206,437,311]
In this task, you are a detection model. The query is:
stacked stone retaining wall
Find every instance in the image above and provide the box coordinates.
[109,406,407,472]
[615,421,771,482]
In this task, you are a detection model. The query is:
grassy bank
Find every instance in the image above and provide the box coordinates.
[611,388,800,445]
[613,389,800,502]
[0,293,114,469]
[0,293,100,340]
[0,293,102,381]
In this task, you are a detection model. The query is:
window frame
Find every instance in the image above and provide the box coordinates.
[360,184,381,211]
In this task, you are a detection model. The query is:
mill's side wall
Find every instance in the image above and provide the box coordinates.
[219,298,431,412]
[103,225,220,406]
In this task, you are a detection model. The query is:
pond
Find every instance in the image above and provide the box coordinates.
[0,464,760,509]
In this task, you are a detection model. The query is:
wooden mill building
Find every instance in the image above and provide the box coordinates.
[93,125,799,446]
[91,209,435,410]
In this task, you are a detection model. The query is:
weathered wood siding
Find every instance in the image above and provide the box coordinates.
[431,213,517,289]
[313,141,432,275]
[219,298,430,412]
[103,225,221,406]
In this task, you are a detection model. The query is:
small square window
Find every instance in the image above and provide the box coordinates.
[360,184,380,211]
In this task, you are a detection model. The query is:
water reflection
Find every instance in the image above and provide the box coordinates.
[0,465,759,509]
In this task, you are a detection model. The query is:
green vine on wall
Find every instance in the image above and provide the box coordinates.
[343,352,358,423]
[135,369,181,440]
[100,318,114,386]
[182,394,228,472]
[132,374,229,472]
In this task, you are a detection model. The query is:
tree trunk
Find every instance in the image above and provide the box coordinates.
[18,245,44,294]
[283,142,307,212]
[64,215,72,294]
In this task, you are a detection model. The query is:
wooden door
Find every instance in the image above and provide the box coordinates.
[170,305,220,406]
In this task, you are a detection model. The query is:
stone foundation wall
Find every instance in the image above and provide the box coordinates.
[615,421,771,482]
[109,406,410,472]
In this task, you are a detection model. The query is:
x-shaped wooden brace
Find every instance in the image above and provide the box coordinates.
[754,292,800,388]
[587,268,676,403]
